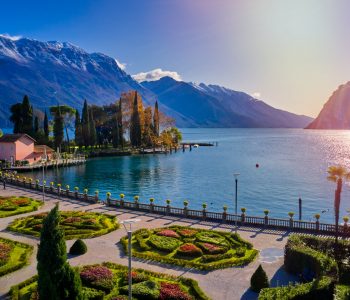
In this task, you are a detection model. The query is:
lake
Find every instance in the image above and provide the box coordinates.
[22,128,350,223]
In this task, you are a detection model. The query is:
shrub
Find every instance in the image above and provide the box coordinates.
[159,282,192,300]
[201,252,233,263]
[235,247,246,257]
[69,239,87,255]
[0,241,12,266]
[157,229,180,238]
[177,229,197,237]
[196,231,227,246]
[177,243,203,257]
[198,242,226,254]
[121,271,149,284]
[80,265,113,283]
[250,264,269,292]
[120,280,160,299]
[148,235,182,252]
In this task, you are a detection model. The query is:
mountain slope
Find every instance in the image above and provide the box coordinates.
[306,82,350,129]
[142,77,313,128]
[0,35,155,126]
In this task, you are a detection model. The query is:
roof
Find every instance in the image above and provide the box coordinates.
[0,134,36,143]
[34,145,55,153]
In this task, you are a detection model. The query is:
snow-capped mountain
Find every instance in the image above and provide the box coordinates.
[306,82,350,129]
[0,35,155,126]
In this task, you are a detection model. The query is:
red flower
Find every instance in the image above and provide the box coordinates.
[178,229,197,237]
[159,282,193,300]
[80,265,113,283]
[157,229,180,238]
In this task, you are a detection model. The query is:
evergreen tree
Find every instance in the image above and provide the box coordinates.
[142,107,153,147]
[53,106,64,150]
[81,100,90,147]
[117,99,124,149]
[89,108,97,146]
[22,95,33,135]
[74,109,83,147]
[44,110,49,139]
[10,103,23,133]
[34,116,39,134]
[37,204,82,299]
[250,264,269,292]
[130,92,141,147]
[153,100,160,137]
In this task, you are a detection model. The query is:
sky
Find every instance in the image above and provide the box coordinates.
[1,0,350,117]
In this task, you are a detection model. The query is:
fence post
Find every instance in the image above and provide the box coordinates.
[106,193,111,206]
[94,191,99,203]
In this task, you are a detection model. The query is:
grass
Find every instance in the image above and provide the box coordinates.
[0,237,33,277]
[7,210,119,239]
[0,196,43,218]
[121,225,258,270]
[10,262,211,300]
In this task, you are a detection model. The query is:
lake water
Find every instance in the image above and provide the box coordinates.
[22,128,350,223]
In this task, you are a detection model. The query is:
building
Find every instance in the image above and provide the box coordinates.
[0,134,53,165]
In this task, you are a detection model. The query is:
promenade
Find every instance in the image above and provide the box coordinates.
[0,185,296,300]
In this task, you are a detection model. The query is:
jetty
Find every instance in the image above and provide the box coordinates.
[181,141,218,147]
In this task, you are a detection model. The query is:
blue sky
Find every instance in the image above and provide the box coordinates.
[1,0,350,116]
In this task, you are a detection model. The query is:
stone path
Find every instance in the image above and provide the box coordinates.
[0,185,295,300]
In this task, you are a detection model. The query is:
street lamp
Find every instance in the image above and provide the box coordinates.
[234,173,240,233]
[120,218,141,300]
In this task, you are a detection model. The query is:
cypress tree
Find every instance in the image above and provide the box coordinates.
[22,95,33,135]
[37,204,82,299]
[153,101,159,137]
[250,264,269,292]
[130,91,141,147]
[118,99,124,149]
[53,106,64,150]
[34,116,39,134]
[89,108,97,146]
[44,111,49,139]
[81,100,90,147]
[10,103,23,133]
[74,109,83,147]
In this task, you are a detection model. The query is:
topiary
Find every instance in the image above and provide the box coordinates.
[250,264,269,293]
[69,239,87,255]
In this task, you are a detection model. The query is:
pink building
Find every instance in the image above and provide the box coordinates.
[0,134,37,164]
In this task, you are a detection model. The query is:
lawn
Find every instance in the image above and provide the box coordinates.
[0,196,43,218]
[121,225,258,270]
[0,237,33,277]
[10,262,210,300]
[7,211,119,239]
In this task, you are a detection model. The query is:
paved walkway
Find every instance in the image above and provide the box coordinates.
[0,185,295,300]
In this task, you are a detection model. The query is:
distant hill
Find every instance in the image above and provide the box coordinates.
[306,82,350,129]
[0,35,312,128]
[142,77,313,128]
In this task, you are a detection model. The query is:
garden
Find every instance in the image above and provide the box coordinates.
[10,262,210,300]
[121,225,258,270]
[258,234,350,299]
[0,196,43,218]
[0,237,33,277]
[7,211,119,239]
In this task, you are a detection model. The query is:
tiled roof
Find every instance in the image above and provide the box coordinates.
[34,145,55,153]
[0,134,36,143]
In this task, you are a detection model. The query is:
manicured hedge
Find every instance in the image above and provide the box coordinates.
[9,262,210,300]
[0,237,33,277]
[121,225,258,270]
[7,211,119,239]
[0,196,43,218]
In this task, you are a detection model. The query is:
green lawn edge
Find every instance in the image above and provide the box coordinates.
[121,225,258,270]
[0,196,43,218]
[6,212,120,240]
[0,237,33,277]
[9,262,211,300]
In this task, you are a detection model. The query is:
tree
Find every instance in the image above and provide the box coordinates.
[81,100,90,147]
[44,111,49,139]
[142,106,154,147]
[75,109,83,147]
[89,108,97,147]
[10,103,23,133]
[53,106,64,151]
[34,116,39,134]
[153,101,159,137]
[22,96,33,135]
[117,99,124,149]
[0,129,3,137]
[250,264,269,292]
[130,92,141,147]
[50,105,75,148]
[37,204,82,299]
[327,165,350,243]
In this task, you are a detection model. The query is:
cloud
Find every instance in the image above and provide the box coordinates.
[251,92,261,99]
[0,33,22,41]
[115,59,127,70]
[132,68,182,82]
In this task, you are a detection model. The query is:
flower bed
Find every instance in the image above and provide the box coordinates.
[0,237,33,277]
[7,211,119,239]
[121,225,258,270]
[9,262,210,300]
[0,196,43,218]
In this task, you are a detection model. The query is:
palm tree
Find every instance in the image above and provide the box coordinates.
[327,165,350,243]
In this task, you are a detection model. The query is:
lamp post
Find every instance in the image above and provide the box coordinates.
[120,218,141,300]
[234,173,240,233]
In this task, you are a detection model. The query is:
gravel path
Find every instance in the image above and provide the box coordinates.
[0,185,295,300]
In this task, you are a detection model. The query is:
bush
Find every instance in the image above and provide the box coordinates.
[148,235,182,252]
[251,264,269,293]
[197,242,227,254]
[69,239,87,255]
[157,229,180,238]
[120,280,160,299]
[159,282,192,300]
[177,243,203,257]
[235,247,246,257]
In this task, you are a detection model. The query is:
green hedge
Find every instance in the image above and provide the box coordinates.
[0,196,43,218]
[334,284,350,300]
[259,276,334,300]
[0,237,33,277]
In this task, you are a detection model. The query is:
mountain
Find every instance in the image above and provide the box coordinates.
[0,35,155,126]
[142,77,313,128]
[306,82,350,129]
